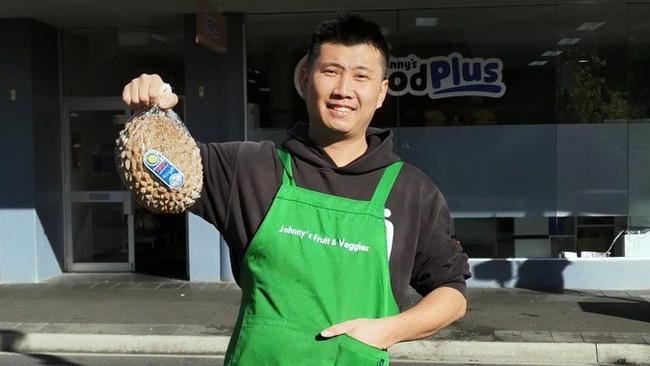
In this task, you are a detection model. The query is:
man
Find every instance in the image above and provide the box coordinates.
[123,13,470,366]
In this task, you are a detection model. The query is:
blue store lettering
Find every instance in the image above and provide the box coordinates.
[386,52,506,99]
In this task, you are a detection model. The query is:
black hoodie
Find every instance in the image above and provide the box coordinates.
[190,122,471,310]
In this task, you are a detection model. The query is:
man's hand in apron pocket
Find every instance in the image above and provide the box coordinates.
[320,316,401,350]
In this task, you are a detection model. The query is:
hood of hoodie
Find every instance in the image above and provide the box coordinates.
[281,122,400,174]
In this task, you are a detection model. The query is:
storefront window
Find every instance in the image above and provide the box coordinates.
[396,7,557,126]
[245,4,650,259]
[556,4,628,124]
[62,26,184,97]
[61,24,188,278]
[627,3,650,256]
[395,3,634,260]
[245,12,323,140]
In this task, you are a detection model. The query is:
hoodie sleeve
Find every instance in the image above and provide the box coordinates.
[410,188,471,298]
[188,141,242,233]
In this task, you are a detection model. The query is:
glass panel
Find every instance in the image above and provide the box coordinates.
[556,124,627,217]
[395,6,557,126]
[577,226,614,255]
[246,12,321,140]
[396,5,560,260]
[625,4,650,258]
[453,218,499,258]
[62,26,184,97]
[70,110,126,191]
[72,202,128,263]
[555,5,628,222]
[628,2,650,258]
[244,5,639,259]
[395,3,630,259]
[399,125,557,222]
[551,237,577,258]
[549,216,575,236]
[556,4,628,124]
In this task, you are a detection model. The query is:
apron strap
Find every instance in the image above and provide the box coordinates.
[276,149,294,185]
[370,161,404,206]
[278,149,403,202]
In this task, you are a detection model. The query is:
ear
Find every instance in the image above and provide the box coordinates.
[376,78,389,109]
[299,65,309,97]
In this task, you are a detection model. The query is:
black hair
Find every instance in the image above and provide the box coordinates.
[307,13,390,78]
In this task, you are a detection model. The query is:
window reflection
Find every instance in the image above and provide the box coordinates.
[244,5,650,259]
[556,5,628,123]
[397,7,557,126]
[62,26,184,97]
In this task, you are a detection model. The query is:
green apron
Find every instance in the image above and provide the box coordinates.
[224,149,404,366]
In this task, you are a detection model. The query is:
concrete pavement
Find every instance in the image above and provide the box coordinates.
[0,273,648,364]
[0,352,563,366]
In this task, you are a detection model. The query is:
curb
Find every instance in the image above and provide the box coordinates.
[3,332,650,365]
[3,333,230,355]
[597,343,650,365]
[391,340,598,364]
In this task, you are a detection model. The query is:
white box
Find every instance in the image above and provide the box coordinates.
[623,233,650,257]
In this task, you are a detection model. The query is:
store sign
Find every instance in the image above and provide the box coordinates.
[196,0,227,54]
[293,52,506,99]
[387,53,505,99]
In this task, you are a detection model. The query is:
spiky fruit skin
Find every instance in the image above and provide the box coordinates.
[115,109,203,214]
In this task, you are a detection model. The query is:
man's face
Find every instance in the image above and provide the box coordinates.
[301,42,388,139]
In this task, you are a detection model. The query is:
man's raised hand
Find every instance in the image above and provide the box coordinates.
[122,73,178,110]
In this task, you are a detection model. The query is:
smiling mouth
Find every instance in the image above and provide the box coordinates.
[327,104,356,117]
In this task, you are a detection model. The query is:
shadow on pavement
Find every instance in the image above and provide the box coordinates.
[21,353,86,366]
[472,260,512,288]
[472,259,571,291]
[0,329,25,352]
[515,260,570,292]
[1,329,85,366]
[578,302,650,323]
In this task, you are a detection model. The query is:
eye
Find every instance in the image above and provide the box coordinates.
[322,69,337,76]
[355,74,369,81]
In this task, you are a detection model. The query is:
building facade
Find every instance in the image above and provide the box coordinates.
[1,0,649,289]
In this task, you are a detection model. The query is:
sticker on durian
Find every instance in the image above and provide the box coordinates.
[143,150,185,190]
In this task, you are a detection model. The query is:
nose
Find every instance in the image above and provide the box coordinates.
[331,73,353,99]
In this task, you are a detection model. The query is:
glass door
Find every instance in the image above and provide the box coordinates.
[63,97,134,271]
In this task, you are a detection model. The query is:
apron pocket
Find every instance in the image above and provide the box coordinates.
[335,335,389,366]
[229,316,336,366]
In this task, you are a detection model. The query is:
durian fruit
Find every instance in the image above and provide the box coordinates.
[115,108,203,213]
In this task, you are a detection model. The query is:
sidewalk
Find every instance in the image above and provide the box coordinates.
[0,273,648,365]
